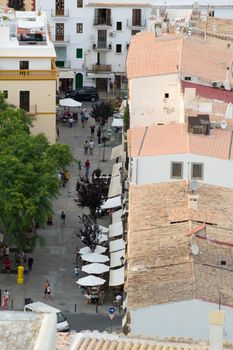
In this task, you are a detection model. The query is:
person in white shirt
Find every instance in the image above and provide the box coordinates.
[89,140,94,155]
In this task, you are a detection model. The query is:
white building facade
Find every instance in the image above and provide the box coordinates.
[35,0,151,94]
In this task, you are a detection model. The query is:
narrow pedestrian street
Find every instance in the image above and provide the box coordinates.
[0,105,120,323]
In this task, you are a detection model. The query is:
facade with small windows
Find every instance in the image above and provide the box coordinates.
[127,124,233,188]
[35,0,151,94]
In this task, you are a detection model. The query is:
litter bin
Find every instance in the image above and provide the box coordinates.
[24,298,33,306]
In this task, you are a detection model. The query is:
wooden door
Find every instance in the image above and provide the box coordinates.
[20,91,30,112]
[56,23,64,41]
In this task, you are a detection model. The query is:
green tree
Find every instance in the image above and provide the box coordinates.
[90,102,114,126]
[0,97,73,254]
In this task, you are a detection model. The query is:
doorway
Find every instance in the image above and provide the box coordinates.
[56,23,64,41]
[75,73,83,89]
[20,91,30,112]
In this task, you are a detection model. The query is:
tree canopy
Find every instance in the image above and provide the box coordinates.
[0,93,73,252]
[90,102,114,126]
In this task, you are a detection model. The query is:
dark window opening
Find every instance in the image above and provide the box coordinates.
[221,260,226,266]
[76,23,83,33]
[77,0,83,7]
[116,22,122,31]
[185,76,191,81]
[165,93,169,98]
[116,44,122,53]
[3,91,8,99]
[20,61,29,70]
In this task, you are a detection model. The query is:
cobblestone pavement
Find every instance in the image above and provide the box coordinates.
[0,108,121,320]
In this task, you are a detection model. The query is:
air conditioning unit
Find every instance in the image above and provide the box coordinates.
[212,80,220,88]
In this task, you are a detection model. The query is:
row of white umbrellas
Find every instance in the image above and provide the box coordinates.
[76,225,109,287]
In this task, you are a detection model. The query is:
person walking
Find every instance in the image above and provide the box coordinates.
[78,160,82,176]
[2,289,10,310]
[97,127,101,144]
[81,109,85,128]
[85,159,91,177]
[44,280,49,298]
[46,284,52,299]
[4,256,10,274]
[60,210,66,228]
[89,139,94,155]
[84,140,89,155]
[27,256,34,271]
[74,266,79,279]
[90,125,95,138]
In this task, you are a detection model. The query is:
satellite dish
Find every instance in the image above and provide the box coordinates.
[191,244,199,255]
[190,180,199,192]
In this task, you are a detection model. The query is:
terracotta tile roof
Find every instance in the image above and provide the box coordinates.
[127,33,182,79]
[127,182,233,308]
[127,32,233,84]
[128,124,233,160]
[56,331,210,350]
[182,81,233,104]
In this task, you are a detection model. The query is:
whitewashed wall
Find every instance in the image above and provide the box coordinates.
[0,58,51,70]
[131,153,233,189]
[130,299,233,340]
[129,74,183,127]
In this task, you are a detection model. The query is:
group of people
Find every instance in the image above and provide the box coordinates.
[2,245,34,273]
[57,170,70,187]
[77,159,91,177]
[84,140,94,155]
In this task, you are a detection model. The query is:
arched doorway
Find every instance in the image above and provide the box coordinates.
[75,73,83,89]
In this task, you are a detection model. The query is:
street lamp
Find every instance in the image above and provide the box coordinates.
[120,256,125,266]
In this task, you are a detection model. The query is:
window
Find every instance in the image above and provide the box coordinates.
[20,91,30,112]
[76,48,83,58]
[76,23,83,33]
[20,61,29,70]
[116,22,122,31]
[56,0,64,16]
[171,162,183,179]
[116,44,122,53]
[221,260,226,266]
[77,0,83,7]
[191,163,203,180]
[165,93,169,98]
[185,76,191,81]
[126,43,129,50]
[56,23,64,41]
[131,30,140,35]
[3,91,8,98]
[132,9,141,26]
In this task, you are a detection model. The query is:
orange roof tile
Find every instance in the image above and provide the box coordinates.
[128,124,233,160]
[127,32,233,84]
[127,33,182,79]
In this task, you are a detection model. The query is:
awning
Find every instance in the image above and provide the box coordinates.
[101,196,121,210]
[112,163,122,177]
[109,239,125,253]
[108,175,122,198]
[109,266,124,286]
[109,221,123,238]
[87,73,115,79]
[59,70,75,79]
[98,233,108,243]
[99,225,109,233]
[81,253,109,263]
[112,209,123,224]
[76,275,106,287]
[59,98,82,107]
[112,118,123,128]
[110,249,125,268]
[110,145,123,160]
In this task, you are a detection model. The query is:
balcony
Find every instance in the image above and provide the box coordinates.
[93,41,112,51]
[51,9,69,17]
[93,18,112,27]
[51,35,70,44]
[92,64,112,72]
[127,19,146,28]
[56,60,71,69]
[0,70,57,80]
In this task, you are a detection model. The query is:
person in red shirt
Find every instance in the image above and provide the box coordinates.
[4,256,10,274]
[85,159,91,177]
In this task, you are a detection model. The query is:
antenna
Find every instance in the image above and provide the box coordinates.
[191,243,199,255]
[190,180,199,192]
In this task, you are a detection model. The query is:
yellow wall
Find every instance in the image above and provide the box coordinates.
[0,80,56,143]
[0,0,33,11]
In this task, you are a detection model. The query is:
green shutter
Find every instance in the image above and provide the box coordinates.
[76,48,83,58]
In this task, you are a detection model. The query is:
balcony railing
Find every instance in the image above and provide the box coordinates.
[93,41,112,50]
[92,64,112,72]
[51,34,70,43]
[51,9,69,17]
[127,19,146,28]
[93,18,112,26]
[0,70,57,80]
[56,60,71,69]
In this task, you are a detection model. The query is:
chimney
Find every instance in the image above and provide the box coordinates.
[209,310,224,350]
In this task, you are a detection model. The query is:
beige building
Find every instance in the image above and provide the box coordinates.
[0,8,57,143]
[124,181,233,338]
[126,31,233,128]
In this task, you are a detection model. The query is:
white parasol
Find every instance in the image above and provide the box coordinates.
[98,233,108,243]
[79,245,107,255]
[59,98,82,107]
[99,225,109,233]
[76,275,106,286]
[82,263,110,274]
[81,252,110,263]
